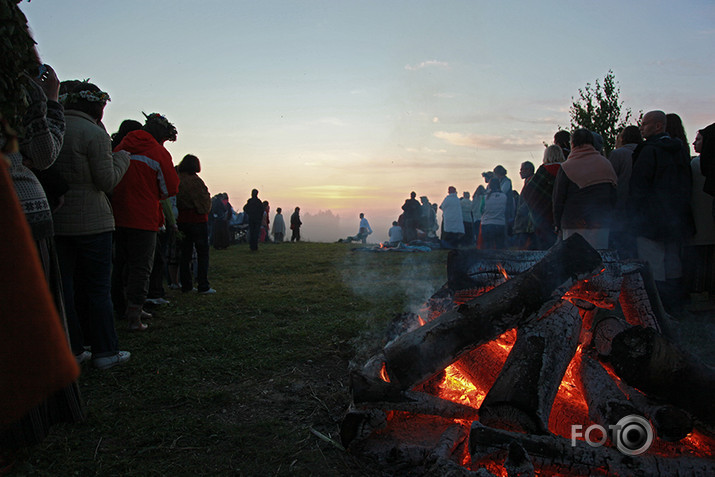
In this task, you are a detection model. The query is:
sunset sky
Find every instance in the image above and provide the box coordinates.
[20,0,715,241]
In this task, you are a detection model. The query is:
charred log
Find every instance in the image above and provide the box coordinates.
[609,326,715,429]
[504,441,535,477]
[351,234,603,403]
[479,300,581,434]
[469,421,715,476]
[577,353,644,433]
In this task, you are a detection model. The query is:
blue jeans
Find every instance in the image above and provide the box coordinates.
[178,222,210,292]
[55,232,119,358]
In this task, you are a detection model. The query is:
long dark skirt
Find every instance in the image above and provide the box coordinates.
[211,219,230,250]
[0,237,84,450]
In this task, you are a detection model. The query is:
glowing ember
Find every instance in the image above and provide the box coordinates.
[496,263,509,280]
[379,362,390,383]
[417,316,426,326]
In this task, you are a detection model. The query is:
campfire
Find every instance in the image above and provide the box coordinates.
[342,235,715,476]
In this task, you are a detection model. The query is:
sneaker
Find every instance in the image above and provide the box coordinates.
[93,351,131,370]
[75,350,92,365]
[145,297,170,305]
[168,283,181,290]
[197,288,216,295]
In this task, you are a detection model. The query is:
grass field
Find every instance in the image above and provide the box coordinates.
[10,242,450,476]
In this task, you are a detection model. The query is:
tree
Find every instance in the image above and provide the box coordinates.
[569,70,638,156]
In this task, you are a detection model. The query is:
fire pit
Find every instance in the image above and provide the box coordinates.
[342,235,715,476]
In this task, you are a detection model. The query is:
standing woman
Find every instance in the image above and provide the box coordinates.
[52,80,132,369]
[480,178,508,249]
[176,154,214,294]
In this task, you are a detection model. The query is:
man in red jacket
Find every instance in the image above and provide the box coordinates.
[111,113,179,331]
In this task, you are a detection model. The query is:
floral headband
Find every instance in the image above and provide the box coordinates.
[59,89,111,104]
[143,112,177,142]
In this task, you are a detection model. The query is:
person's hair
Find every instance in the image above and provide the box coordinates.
[521,161,535,174]
[59,80,107,120]
[487,177,501,194]
[251,189,258,197]
[276,207,282,213]
[543,145,565,164]
[571,128,594,148]
[463,191,470,199]
[554,130,571,148]
[448,185,457,193]
[474,185,486,196]
[359,212,364,218]
[111,119,142,148]
[392,221,399,226]
[620,125,642,145]
[665,113,688,145]
[493,165,507,176]
[410,191,416,198]
[177,154,201,174]
[591,132,604,153]
[295,206,300,211]
[143,112,177,142]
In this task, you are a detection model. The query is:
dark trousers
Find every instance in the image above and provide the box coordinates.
[291,227,300,242]
[112,227,157,310]
[481,224,505,249]
[147,229,168,299]
[179,222,210,292]
[248,222,261,250]
[55,232,119,358]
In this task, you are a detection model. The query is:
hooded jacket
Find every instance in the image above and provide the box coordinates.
[628,133,693,240]
[112,130,179,231]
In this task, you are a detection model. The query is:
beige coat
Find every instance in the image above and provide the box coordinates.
[52,110,130,235]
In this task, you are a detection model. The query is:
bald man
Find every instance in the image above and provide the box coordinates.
[628,110,693,311]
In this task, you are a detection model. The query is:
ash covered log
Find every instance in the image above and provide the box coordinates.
[619,261,679,340]
[469,421,715,477]
[479,300,581,434]
[448,248,621,310]
[609,326,715,429]
[351,235,603,403]
[576,353,644,433]
[612,378,694,442]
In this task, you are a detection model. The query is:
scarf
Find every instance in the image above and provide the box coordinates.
[560,145,617,189]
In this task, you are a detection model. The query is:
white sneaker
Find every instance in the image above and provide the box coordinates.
[93,351,131,370]
[75,350,92,365]
[145,297,170,305]
[197,288,216,295]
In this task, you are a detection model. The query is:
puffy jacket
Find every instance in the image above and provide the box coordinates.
[112,130,179,231]
[52,110,129,235]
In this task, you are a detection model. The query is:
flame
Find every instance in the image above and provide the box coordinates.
[379,362,390,383]
[496,263,509,280]
[417,315,426,326]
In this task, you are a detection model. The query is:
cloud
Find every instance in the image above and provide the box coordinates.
[404,60,450,71]
[433,131,540,151]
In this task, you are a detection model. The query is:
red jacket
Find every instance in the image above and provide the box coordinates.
[112,130,179,231]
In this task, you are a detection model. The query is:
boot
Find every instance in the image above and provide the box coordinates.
[126,304,148,331]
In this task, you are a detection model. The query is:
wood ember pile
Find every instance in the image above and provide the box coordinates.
[341,234,715,476]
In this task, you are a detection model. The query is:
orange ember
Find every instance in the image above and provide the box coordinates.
[496,263,509,280]
[379,362,390,383]
[417,316,426,326]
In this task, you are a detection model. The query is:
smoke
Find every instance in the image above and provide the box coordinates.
[340,252,440,315]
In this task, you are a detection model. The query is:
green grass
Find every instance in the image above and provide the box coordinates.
[10,242,449,476]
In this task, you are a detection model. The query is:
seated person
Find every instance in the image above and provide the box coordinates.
[387,221,403,245]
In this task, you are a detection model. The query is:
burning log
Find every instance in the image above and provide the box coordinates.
[479,300,582,434]
[469,421,715,476]
[351,234,603,403]
[576,353,643,434]
[348,390,480,423]
[608,326,715,430]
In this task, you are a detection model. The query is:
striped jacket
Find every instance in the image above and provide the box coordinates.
[112,130,179,231]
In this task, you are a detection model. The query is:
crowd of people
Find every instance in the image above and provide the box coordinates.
[379,115,715,314]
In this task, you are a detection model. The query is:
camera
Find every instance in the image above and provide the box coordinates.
[35,63,48,80]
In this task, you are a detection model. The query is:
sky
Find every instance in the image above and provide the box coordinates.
[19,0,715,242]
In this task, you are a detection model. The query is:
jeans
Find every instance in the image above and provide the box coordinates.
[178,222,210,292]
[55,232,119,358]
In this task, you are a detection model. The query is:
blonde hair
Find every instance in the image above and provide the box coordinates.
[543,144,566,164]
